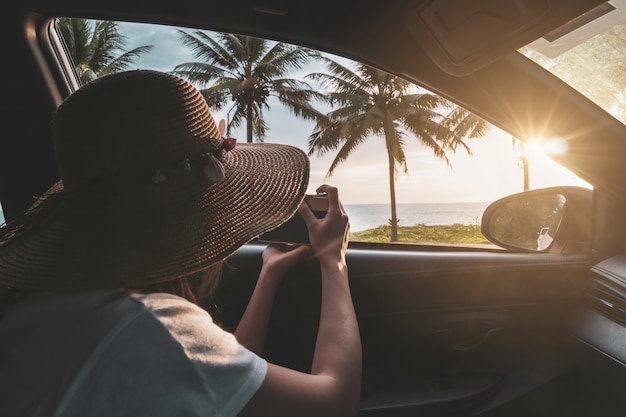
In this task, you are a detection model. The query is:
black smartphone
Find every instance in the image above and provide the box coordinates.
[258,194,328,244]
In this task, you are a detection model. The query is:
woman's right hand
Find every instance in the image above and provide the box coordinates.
[298,184,350,264]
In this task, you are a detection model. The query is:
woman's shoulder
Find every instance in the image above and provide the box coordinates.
[130,291,203,312]
[130,291,245,359]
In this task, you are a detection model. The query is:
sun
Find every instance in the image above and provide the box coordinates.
[520,136,586,188]
[523,140,546,160]
[523,137,568,160]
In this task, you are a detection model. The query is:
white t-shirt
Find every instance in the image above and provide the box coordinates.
[0,290,267,417]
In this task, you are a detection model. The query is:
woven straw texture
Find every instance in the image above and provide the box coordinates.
[0,70,309,290]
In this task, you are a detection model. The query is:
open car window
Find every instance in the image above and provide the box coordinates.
[52,18,592,247]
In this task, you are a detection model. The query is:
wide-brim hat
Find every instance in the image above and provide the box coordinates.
[0,70,309,290]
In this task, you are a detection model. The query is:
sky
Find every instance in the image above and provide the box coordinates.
[117,22,591,205]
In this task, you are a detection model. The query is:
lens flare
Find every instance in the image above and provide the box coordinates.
[524,137,568,158]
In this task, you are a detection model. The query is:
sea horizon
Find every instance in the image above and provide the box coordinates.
[344,202,490,232]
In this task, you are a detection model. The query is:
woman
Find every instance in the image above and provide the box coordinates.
[0,70,361,417]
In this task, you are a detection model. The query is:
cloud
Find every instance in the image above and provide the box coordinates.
[119,22,198,72]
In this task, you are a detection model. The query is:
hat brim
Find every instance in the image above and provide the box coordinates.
[0,143,309,290]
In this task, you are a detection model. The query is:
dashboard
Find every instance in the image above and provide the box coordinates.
[571,253,626,366]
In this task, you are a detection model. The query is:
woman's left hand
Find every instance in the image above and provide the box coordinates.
[262,243,314,280]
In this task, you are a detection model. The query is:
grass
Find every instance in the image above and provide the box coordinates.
[350,223,490,244]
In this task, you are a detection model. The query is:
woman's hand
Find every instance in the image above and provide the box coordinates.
[261,243,313,284]
[298,184,350,265]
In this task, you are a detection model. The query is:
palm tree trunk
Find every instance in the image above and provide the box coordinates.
[521,154,529,191]
[385,143,399,242]
[246,103,253,143]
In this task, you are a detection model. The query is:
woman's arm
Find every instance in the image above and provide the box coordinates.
[238,184,362,417]
[234,243,312,355]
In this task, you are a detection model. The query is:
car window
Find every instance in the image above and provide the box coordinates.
[520,7,626,125]
[52,18,592,247]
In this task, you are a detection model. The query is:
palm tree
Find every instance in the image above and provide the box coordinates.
[307,58,491,242]
[173,31,325,143]
[56,18,153,84]
[512,136,530,191]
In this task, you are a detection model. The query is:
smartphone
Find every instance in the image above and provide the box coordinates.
[258,193,328,245]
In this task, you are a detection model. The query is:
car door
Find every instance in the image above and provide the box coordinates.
[211,238,591,417]
[211,186,600,417]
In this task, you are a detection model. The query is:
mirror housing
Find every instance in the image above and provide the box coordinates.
[481,186,593,253]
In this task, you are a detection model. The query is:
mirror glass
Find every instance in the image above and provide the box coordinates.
[488,193,566,251]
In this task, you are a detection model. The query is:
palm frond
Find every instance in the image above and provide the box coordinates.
[222,34,265,65]
[257,44,314,78]
[178,30,240,71]
[386,130,409,174]
[273,89,327,122]
[57,18,92,66]
[172,63,232,87]
[252,104,268,142]
[56,18,152,83]
[199,87,230,110]
[308,122,344,156]
[325,131,373,177]
[98,45,154,75]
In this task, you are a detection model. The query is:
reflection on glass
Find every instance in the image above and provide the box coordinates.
[489,193,566,251]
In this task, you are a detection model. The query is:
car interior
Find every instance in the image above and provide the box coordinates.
[7,0,626,416]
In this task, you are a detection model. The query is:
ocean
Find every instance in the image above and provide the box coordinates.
[0,202,490,232]
[344,202,490,232]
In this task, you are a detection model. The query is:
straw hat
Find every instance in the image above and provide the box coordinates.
[0,70,309,290]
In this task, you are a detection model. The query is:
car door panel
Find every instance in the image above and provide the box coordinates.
[208,243,592,417]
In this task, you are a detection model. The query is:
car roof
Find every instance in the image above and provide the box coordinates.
[7,0,626,217]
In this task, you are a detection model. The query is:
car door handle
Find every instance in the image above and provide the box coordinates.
[433,320,505,351]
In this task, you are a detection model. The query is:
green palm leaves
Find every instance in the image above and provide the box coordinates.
[56,18,153,84]
[56,20,491,243]
[173,31,325,143]
[307,58,490,241]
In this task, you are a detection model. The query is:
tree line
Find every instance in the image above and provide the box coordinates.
[57,18,491,242]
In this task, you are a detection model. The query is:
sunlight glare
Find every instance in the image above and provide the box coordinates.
[523,140,545,159]
[524,137,568,159]
[543,137,568,155]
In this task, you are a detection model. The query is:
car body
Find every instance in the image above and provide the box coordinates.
[5,0,626,416]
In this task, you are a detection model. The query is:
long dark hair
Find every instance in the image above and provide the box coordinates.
[132,261,224,305]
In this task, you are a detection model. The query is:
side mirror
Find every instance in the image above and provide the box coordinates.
[481,186,593,252]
